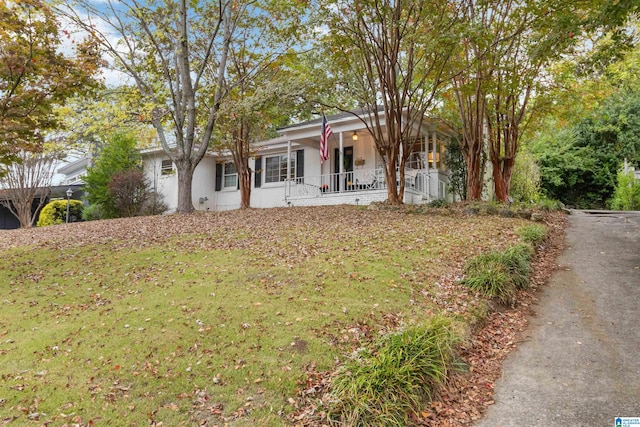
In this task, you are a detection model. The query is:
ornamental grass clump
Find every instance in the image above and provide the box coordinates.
[327,316,462,426]
[516,224,547,247]
[462,244,533,303]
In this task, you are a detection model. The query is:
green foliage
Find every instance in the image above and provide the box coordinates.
[427,199,450,208]
[534,198,565,211]
[56,89,158,153]
[532,92,640,208]
[516,224,547,247]
[0,0,100,165]
[462,262,512,302]
[610,168,640,210]
[328,316,462,426]
[444,137,467,200]
[510,149,541,203]
[84,132,142,218]
[462,244,534,303]
[36,199,83,226]
[81,203,105,221]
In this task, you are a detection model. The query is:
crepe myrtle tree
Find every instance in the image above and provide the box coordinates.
[321,0,461,204]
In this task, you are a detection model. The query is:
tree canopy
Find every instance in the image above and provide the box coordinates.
[0,0,100,169]
[532,91,640,208]
[321,0,461,204]
[57,0,309,213]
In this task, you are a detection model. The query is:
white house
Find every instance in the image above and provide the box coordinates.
[143,110,456,212]
[57,157,90,186]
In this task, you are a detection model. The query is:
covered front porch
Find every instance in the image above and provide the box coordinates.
[284,166,448,206]
[275,110,453,207]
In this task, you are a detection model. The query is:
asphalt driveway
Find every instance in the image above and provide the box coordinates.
[475,210,640,427]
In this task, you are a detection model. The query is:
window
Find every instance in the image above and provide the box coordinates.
[223,162,237,188]
[161,159,174,175]
[265,155,296,183]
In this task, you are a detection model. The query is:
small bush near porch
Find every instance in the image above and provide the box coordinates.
[0,205,548,426]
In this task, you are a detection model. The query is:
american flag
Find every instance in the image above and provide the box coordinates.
[320,113,332,164]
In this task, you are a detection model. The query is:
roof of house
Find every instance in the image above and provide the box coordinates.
[57,157,90,175]
[0,184,84,201]
[277,106,386,132]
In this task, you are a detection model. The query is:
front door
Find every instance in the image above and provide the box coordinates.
[334,147,354,191]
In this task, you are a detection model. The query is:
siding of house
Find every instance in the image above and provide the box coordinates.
[143,153,218,213]
[214,148,318,210]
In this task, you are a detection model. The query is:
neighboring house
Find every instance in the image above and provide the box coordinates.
[143,110,456,212]
[0,185,84,229]
[57,156,90,186]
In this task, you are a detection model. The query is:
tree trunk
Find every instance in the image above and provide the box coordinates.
[176,160,195,213]
[492,156,514,202]
[18,200,34,228]
[239,164,251,209]
[465,145,484,200]
[385,155,402,205]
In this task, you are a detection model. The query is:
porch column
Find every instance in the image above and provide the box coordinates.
[339,132,344,192]
[432,131,437,197]
[287,140,292,180]
[432,131,437,169]
[425,134,430,173]
[286,140,292,198]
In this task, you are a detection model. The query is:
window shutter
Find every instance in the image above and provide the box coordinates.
[296,150,304,181]
[254,156,262,188]
[215,163,222,191]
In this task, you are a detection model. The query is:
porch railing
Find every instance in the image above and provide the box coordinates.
[286,167,432,199]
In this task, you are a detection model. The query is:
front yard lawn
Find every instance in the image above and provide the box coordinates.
[0,205,549,426]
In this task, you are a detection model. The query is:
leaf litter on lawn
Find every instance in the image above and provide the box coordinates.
[0,206,565,426]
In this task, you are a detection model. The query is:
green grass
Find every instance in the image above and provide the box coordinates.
[0,206,531,425]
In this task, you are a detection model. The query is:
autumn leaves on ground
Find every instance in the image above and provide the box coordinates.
[0,205,565,426]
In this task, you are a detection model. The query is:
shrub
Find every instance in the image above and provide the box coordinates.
[84,131,142,218]
[502,244,534,290]
[462,260,512,303]
[37,199,83,227]
[81,203,105,221]
[535,198,564,211]
[462,244,533,303]
[108,170,149,217]
[427,198,450,208]
[610,168,640,211]
[510,149,541,203]
[327,316,461,426]
[107,170,168,218]
[517,224,547,247]
[142,192,169,216]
